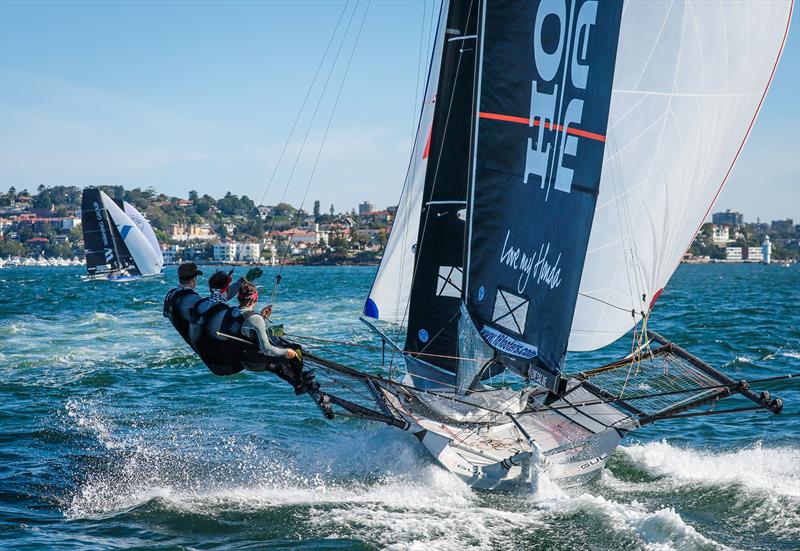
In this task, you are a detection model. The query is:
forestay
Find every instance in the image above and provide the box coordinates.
[464,0,623,383]
[569,0,793,351]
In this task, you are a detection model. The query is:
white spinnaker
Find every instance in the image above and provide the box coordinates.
[123,201,164,271]
[363,1,450,323]
[569,0,793,351]
[100,192,162,276]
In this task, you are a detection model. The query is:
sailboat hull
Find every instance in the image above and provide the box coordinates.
[379,381,634,490]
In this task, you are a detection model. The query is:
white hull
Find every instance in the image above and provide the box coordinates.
[380,379,637,490]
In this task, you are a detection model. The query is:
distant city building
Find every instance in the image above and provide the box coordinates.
[362,210,393,224]
[257,205,273,219]
[358,201,375,216]
[725,246,763,262]
[237,242,261,262]
[747,247,764,262]
[771,219,794,233]
[170,223,216,242]
[725,247,742,261]
[61,217,81,231]
[274,224,329,246]
[711,224,731,245]
[213,241,237,262]
[162,245,182,265]
[712,210,743,227]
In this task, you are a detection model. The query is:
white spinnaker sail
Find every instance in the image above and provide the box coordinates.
[363,1,450,323]
[123,201,164,271]
[569,0,793,351]
[100,192,162,276]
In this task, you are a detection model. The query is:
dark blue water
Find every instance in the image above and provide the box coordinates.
[0,264,797,550]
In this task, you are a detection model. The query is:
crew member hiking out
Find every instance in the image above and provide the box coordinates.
[163,262,204,349]
[228,281,314,393]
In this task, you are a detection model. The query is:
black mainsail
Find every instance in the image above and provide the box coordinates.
[404,0,479,375]
[463,0,623,391]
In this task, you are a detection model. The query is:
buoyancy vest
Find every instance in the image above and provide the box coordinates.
[188,307,260,376]
[163,288,199,349]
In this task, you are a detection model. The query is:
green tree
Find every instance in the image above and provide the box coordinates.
[0,240,27,257]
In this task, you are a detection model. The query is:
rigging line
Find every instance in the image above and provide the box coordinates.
[411,0,427,142]
[577,292,633,313]
[400,0,476,331]
[286,332,487,363]
[257,1,351,208]
[263,1,360,242]
[275,1,371,276]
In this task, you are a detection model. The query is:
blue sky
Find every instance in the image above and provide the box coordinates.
[0,0,797,221]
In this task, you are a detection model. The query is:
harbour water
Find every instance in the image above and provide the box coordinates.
[0,264,798,550]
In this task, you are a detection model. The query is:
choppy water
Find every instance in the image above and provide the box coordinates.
[0,264,797,550]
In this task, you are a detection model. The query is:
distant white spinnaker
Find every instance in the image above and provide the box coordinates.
[100,192,162,276]
[123,201,164,272]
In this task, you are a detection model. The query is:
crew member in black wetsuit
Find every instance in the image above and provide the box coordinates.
[163,262,204,348]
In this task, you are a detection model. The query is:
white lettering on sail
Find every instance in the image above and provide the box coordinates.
[524,0,598,198]
[500,230,563,294]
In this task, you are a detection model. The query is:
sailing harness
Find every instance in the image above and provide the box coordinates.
[163,287,199,349]
[189,305,260,376]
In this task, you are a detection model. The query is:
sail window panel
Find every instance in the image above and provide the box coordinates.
[436,266,463,298]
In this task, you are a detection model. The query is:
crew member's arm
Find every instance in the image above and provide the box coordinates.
[226,277,244,301]
[244,315,292,358]
[226,267,263,301]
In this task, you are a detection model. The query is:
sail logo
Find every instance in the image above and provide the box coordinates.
[104,248,114,262]
[500,230,562,294]
[92,201,110,248]
[524,0,604,199]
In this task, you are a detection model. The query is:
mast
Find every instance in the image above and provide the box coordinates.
[463,0,624,392]
[404,0,480,374]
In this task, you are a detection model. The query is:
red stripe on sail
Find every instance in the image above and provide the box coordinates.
[422,125,432,160]
[478,111,606,143]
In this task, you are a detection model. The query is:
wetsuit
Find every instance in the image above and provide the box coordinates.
[163,286,202,349]
[188,303,296,379]
[237,307,293,360]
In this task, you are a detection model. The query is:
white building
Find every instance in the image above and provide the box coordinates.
[213,241,237,262]
[712,224,731,245]
[162,245,182,265]
[62,217,82,231]
[747,247,764,262]
[237,242,261,262]
[725,247,742,261]
[170,223,217,242]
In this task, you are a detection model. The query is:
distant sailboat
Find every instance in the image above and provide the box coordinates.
[81,188,164,281]
[269,0,794,490]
